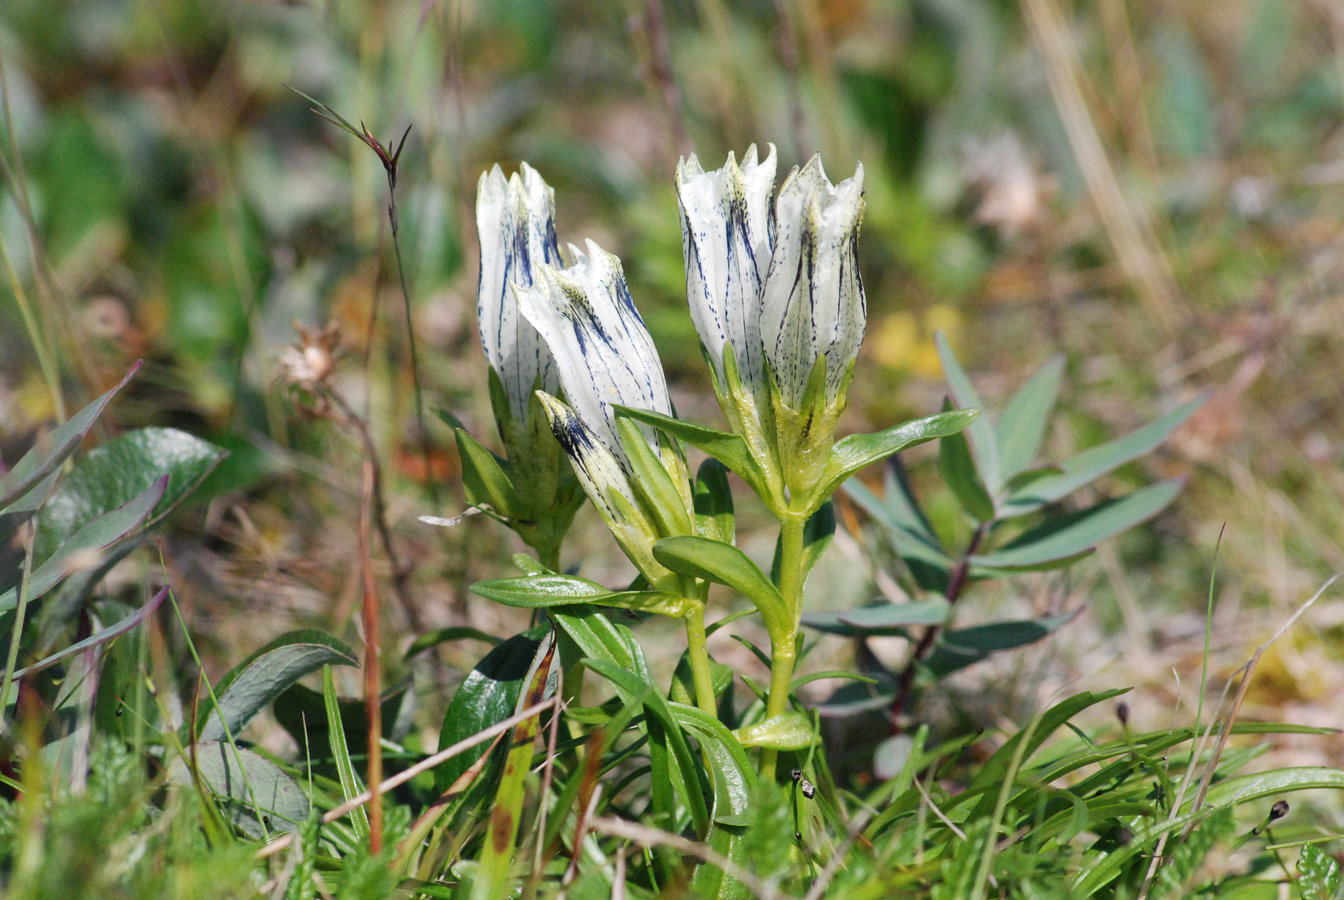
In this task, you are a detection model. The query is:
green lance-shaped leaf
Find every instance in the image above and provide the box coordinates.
[614,404,774,504]
[194,630,358,743]
[12,586,168,679]
[453,426,519,518]
[322,667,369,841]
[548,606,652,688]
[672,701,756,824]
[435,627,547,794]
[0,362,139,510]
[801,598,951,637]
[654,535,789,638]
[0,477,166,615]
[995,354,1065,482]
[34,427,227,562]
[842,466,952,570]
[936,332,1001,493]
[470,572,694,617]
[1000,396,1204,517]
[974,478,1185,569]
[584,656,711,837]
[693,457,735,545]
[472,631,557,900]
[817,408,980,508]
[615,416,692,538]
[938,410,996,523]
[920,611,1080,678]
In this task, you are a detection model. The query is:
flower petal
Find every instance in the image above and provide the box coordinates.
[517,240,673,460]
[760,156,866,407]
[476,163,563,423]
[675,144,777,393]
[534,391,639,526]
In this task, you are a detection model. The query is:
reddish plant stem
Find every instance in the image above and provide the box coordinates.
[889,521,990,734]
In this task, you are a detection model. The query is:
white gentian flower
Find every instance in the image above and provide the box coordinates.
[759,156,866,410]
[516,240,674,462]
[675,144,777,396]
[519,242,689,589]
[476,163,563,428]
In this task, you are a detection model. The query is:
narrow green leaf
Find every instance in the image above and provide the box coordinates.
[454,427,518,518]
[196,630,359,743]
[471,573,691,617]
[549,606,651,685]
[653,535,788,636]
[975,478,1185,568]
[820,408,979,504]
[671,702,756,822]
[801,599,951,636]
[936,332,1000,493]
[693,458,735,545]
[996,355,1065,482]
[938,418,996,522]
[584,657,711,836]
[473,632,557,900]
[0,363,139,509]
[322,666,369,840]
[12,585,168,679]
[960,688,1129,817]
[801,501,835,583]
[614,404,772,501]
[616,417,692,537]
[471,573,616,607]
[1000,396,1204,516]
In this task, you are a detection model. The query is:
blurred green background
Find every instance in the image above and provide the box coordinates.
[3,0,1343,753]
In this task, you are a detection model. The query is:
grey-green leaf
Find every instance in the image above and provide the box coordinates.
[974,478,1184,569]
[939,422,996,522]
[996,354,1065,482]
[843,470,951,569]
[0,477,166,615]
[922,612,1079,677]
[196,630,358,742]
[0,363,139,509]
[35,427,227,561]
[1000,397,1203,517]
[801,598,951,636]
[936,333,1000,493]
[169,742,310,838]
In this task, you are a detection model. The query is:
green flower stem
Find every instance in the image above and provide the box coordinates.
[683,603,718,718]
[760,510,807,780]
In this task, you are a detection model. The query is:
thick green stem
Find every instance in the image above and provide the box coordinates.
[683,604,718,718]
[760,511,807,780]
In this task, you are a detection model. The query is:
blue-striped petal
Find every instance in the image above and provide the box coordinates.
[476,163,563,425]
[675,144,777,394]
[760,156,866,408]
[516,240,672,462]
